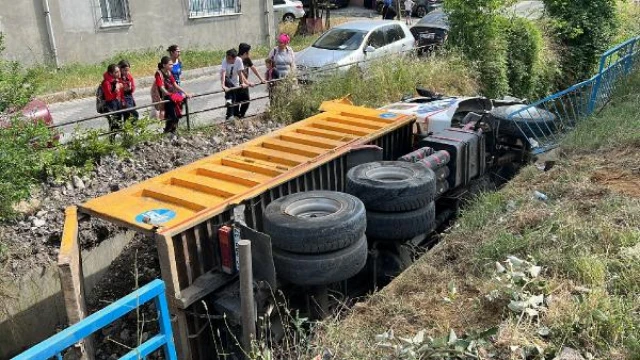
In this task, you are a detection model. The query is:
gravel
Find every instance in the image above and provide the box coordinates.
[0,118,282,279]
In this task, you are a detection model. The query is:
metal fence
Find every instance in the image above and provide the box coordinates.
[12,279,178,360]
[505,35,640,155]
[50,44,432,141]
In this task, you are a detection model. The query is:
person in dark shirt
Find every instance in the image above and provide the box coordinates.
[237,43,265,118]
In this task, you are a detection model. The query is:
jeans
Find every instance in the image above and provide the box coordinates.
[237,88,250,118]
[163,96,179,133]
[122,95,139,123]
[225,78,240,119]
[106,100,123,142]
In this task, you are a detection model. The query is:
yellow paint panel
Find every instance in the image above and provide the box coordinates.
[279,132,345,149]
[325,115,386,130]
[242,146,313,167]
[295,126,357,141]
[79,99,415,233]
[261,138,326,157]
[196,164,271,186]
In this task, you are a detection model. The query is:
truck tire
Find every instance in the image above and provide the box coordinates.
[366,202,436,240]
[263,191,366,254]
[491,105,557,139]
[273,235,368,285]
[346,161,436,212]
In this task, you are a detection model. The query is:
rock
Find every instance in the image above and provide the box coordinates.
[110,183,120,192]
[554,347,585,360]
[72,176,85,190]
[12,198,41,215]
[36,210,47,218]
[65,181,74,191]
[119,328,131,342]
[32,218,46,228]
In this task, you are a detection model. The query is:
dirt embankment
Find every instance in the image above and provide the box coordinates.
[0,119,282,281]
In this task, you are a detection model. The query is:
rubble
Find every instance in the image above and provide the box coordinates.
[0,119,282,278]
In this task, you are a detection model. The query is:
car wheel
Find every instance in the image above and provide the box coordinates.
[346,161,436,212]
[273,235,368,285]
[283,13,296,22]
[366,202,436,240]
[263,191,366,254]
[415,5,427,17]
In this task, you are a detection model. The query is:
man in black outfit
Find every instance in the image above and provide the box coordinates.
[237,43,266,118]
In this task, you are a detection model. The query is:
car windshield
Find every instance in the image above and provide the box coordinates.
[312,28,367,51]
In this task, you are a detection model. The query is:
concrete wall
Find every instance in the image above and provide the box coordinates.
[0,231,136,359]
[0,0,275,66]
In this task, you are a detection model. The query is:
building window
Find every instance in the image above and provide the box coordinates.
[189,0,241,18]
[99,0,131,24]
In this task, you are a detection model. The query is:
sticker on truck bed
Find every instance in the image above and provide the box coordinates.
[135,209,176,225]
[379,112,398,119]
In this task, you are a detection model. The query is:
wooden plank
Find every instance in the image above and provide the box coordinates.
[57,206,95,360]
[176,272,236,309]
[155,232,192,359]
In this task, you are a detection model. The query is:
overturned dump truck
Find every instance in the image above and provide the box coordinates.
[59,97,531,359]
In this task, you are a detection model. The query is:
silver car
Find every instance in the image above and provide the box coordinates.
[273,0,306,22]
[296,20,416,81]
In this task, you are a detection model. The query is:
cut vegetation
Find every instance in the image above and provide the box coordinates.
[314,71,640,359]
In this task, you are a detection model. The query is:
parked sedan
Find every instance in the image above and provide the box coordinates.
[411,9,449,52]
[296,20,415,82]
[274,0,306,22]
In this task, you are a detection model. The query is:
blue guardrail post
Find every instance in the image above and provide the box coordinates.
[12,279,177,360]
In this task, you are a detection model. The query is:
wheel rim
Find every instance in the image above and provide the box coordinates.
[365,166,415,182]
[284,197,343,218]
[284,15,294,22]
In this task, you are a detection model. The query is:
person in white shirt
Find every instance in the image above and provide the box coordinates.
[404,0,415,25]
[220,49,253,120]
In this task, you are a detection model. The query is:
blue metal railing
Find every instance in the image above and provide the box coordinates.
[506,35,640,154]
[12,279,177,360]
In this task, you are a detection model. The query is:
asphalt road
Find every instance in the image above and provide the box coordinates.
[50,65,269,142]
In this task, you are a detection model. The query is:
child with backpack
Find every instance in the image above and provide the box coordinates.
[99,64,124,141]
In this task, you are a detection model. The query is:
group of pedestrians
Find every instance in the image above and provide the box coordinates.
[100,34,297,138]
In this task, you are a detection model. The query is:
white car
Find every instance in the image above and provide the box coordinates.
[296,20,416,82]
[273,0,306,22]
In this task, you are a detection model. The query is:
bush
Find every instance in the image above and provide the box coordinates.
[543,0,618,86]
[269,52,480,123]
[0,120,51,219]
[444,0,511,98]
[0,33,37,113]
[504,17,544,99]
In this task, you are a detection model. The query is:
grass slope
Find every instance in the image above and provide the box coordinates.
[316,71,640,359]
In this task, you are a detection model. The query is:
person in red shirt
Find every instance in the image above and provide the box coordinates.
[155,56,191,135]
[102,64,124,140]
[118,60,139,123]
